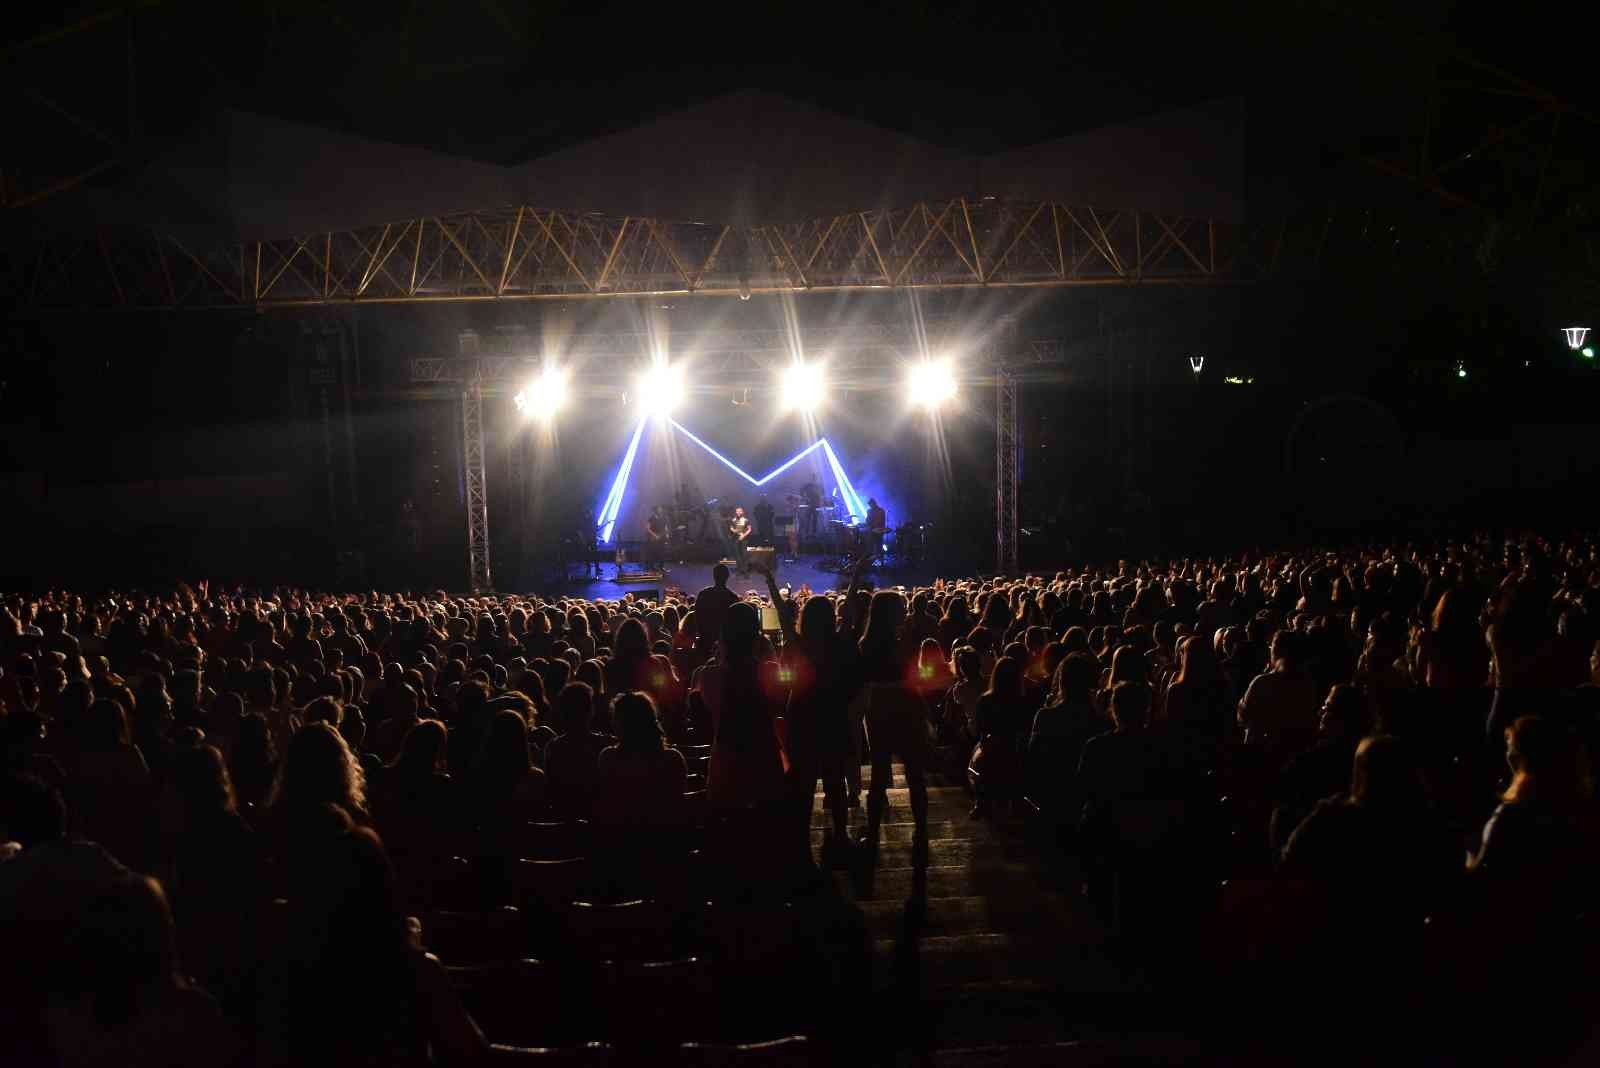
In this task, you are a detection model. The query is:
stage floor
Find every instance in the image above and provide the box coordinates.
[547,553,934,602]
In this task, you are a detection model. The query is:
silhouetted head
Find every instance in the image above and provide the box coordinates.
[612,691,665,753]
[1349,734,1422,809]
[986,656,1025,698]
[1109,681,1153,732]
[1504,715,1592,805]
[274,721,367,814]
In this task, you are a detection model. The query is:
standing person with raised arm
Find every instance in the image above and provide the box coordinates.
[856,577,931,866]
[756,552,871,866]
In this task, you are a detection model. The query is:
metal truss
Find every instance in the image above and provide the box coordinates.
[461,370,493,593]
[6,199,1289,310]
[995,366,1019,577]
[1357,43,1597,239]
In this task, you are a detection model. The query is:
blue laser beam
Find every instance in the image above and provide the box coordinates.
[668,420,762,485]
[820,438,866,523]
[751,439,826,486]
[668,420,834,487]
[595,417,647,543]
[595,420,866,543]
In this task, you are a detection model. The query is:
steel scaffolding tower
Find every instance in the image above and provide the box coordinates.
[995,365,1019,576]
[460,340,493,593]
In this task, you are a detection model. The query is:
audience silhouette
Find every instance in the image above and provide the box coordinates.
[6,533,1600,1062]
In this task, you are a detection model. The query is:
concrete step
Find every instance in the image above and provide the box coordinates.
[919,992,1076,1050]
[810,784,969,812]
[843,864,1028,900]
[855,894,1026,939]
[872,933,1139,995]
[927,1037,1206,1067]
[809,819,985,846]
[793,760,1142,1052]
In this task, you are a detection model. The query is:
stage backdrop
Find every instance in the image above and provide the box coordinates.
[566,391,972,548]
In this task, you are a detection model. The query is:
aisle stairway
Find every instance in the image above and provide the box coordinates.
[812,761,1151,1062]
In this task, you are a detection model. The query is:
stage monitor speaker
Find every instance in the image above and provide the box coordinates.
[616,570,663,584]
[747,546,777,574]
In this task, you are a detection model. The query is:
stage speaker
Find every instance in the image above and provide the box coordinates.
[615,570,663,584]
[747,546,777,574]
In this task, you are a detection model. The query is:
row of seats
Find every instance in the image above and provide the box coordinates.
[485,1035,812,1065]
[422,897,806,968]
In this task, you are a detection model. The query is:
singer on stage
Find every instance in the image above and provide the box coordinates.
[726,506,752,573]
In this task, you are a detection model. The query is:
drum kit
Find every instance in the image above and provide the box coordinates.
[660,496,751,555]
[822,520,933,575]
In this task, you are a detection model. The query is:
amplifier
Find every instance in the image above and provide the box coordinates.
[747,546,777,574]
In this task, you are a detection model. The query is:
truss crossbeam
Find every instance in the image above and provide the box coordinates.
[5,199,1287,310]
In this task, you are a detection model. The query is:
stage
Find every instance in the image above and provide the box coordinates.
[550,552,935,602]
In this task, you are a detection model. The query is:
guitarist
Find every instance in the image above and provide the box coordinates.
[727,505,752,574]
[644,506,668,571]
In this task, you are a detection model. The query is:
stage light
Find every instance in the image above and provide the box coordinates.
[779,361,825,412]
[907,358,957,410]
[1563,327,1589,350]
[513,366,569,421]
[1583,347,1596,360]
[634,361,685,419]
[1455,362,1468,379]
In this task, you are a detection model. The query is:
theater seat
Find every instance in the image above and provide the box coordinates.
[394,852,479,912]
[682,789,710,826]
[488,1041,615,1065]
[423,906,523,965]
[607,956,716,1043]
[679,1035,812,1067]
[565,898,679,961]
[449,959,604,1048]
[511,856,593,908]
[517,819,593,860]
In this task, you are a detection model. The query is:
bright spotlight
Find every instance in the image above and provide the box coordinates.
[1563,326,1589,350]
[634,361,685,419]
[514,365,569,421]
[907,358,957,410]
[779,361,825,412]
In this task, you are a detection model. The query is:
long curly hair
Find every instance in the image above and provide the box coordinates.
[272,721,367,815]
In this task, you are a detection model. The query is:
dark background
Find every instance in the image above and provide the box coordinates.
[3,0,1597,589]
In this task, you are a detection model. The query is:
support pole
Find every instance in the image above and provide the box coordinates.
[462,366,493,593]
[996,363,1019,576]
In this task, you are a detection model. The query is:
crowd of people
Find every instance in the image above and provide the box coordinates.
[4,532,1600,1064]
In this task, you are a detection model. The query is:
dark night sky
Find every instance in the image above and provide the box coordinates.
[8,1,1590,165]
